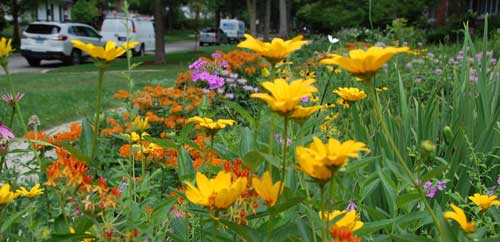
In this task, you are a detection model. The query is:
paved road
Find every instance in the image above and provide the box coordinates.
[0,40,198,75]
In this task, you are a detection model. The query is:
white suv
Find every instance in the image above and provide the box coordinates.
[20,22,103,66]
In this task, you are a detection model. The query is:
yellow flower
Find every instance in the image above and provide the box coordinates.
[444,204,475,232]
[188,116,236,131]
[0,37,14,59]
[261,67,270,77]
[337,98,350,108]
[333,87,367,102]
[71,40,138,62]
[250,78,318,115]
[326,65,342,73]
[299,136,369,166]
[320,210,364,231]
[297,154,332,181]
[376,87,389,92]
[0,184,19,204]
[238,34,308,64]
[132,142,161,154]
[468,193,500,211]
[124,132,149,142]
[184,171,247,209]
[131,116,149,131]
[16,184,44,198]
[320,46,409,81]
[69,227,95,242]
[252,171,283,207]
[300,70,316,79]
[289,105,321,122]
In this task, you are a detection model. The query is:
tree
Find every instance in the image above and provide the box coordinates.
[154,0,166,64]
[264,0,271,40]
[71,0,99,24]
[279,0,288,38]
[246,0,256,35]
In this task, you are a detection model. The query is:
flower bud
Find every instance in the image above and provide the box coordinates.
[443,126,453,144]
[420,140,436,160]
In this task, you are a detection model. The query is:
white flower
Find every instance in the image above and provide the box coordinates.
[327,35,339,44]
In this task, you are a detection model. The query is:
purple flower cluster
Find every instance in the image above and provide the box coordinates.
[190,58,226,90]
[418,179,446,198]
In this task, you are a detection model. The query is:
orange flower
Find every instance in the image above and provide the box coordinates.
[24,131,54,150]
[113,89,130,99]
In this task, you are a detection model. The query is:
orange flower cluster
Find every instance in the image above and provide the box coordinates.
[52,123,82,145]
[101,118,124,136]
[219,50,261,71]
[24,123,82,149]
[46,149,121,210]
[24,131,53,150]
[330,228,362,242]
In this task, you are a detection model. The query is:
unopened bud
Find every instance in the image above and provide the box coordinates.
[443,126,453,143]
[28,115,40,129]
[420,140,436,160]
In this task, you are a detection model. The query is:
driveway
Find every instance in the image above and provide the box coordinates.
[0,40,198,75]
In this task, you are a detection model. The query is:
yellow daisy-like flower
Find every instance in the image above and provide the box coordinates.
[250,78,318,115]
[319,210,364,232]
[333,87,367,102]
[261,67,271,77]
[0,37,14,59]
[187,116,236,131]
[444,204,475,232]
[252,171,283,207]
[289,105,321,123]
[238,34,308,64]
[131,116,149,131]
[71,40,138,62]
[300,70,316,79]
[376,87,389,92]
[468,193,500,211]
[337,98,350,108]
[320,46,409,81]
[0,183,19,204]
[124,132,149,143]
[16,184,44,198]
[184,171,247,209]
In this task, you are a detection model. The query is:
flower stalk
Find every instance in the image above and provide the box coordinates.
[277,116,289,203]
[366,79,447,241]
[90,67,106,162]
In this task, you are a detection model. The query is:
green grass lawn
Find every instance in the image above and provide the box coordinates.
[0,45,236,134]
[164,29,196,43]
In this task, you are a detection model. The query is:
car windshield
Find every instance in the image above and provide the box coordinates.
[222,22,236,30]
[26,24,60,34]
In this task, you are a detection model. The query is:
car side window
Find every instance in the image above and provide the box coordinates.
[83,27,100,38]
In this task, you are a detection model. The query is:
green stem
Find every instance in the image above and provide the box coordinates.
[366,79,447,242]
[0,155,5,174]
[211,220,217,242]
[277,116,289,203]
[320,186,327,242]
[90,67,105,162]
[311,71,334,134]
[2,65,43,180]
[8,106,15,127]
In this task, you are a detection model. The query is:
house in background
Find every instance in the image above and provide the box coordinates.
[35,0,73,22]
[435,0,500,26]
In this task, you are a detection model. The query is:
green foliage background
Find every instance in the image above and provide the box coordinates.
[71,0,99,24]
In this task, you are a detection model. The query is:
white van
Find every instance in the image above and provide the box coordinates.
[100,14,155,56]
[219,19,245,43]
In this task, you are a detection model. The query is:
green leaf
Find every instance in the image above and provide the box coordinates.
[242,150,264,171]
[218,220,261,242]
[0,205,32,233]
[178,122,194,145]
[177,146,194,181]
[390,234,434,242]
[144,136,177,149]
[79,119,94,161]
[240,127,254,157]
[224,101,257,127]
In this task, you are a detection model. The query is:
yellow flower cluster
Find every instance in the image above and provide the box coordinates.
[238,34,308,64]
[0,183,44,204]
[296,137,369,181]
[321,46,409,81]
[71,40,138,63]
[320,210,364,232]
[184,171,247,210]
[251,78,318,119]
[188,116,236,132]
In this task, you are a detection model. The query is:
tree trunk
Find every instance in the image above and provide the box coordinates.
[11,0,20,46]
[194,0,200,51]
[264,0,271,41]
[167,0,175,32]
[246,0,256,36]
[115,0,124,11]
[278,0,288,38]
[154,0,165,64]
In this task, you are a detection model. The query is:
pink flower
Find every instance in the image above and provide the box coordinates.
[2,92,24,106]
[0,121,14,139]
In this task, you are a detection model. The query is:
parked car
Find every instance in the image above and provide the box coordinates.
[100,14,155,56]
[199,28,228,46]
[20,22,103,66]
[219,19,245,43]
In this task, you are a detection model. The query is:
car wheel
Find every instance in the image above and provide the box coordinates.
[26,58,41,67]
[65,49,81,65]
